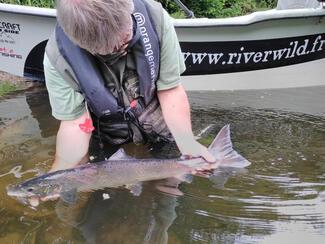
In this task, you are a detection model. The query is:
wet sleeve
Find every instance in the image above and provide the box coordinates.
[156,10,186,91]
[43,54,86,120]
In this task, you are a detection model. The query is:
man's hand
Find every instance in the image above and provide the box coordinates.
[179,140,215,162]
[179,139,218,171]
[28,195,60,208]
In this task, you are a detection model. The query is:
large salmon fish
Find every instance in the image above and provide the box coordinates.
[7,125,250,205]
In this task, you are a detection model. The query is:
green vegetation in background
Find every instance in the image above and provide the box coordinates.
[0,82,17,96]
[159,0,277,18]
[0,0,55,8]
[0,0,277,17]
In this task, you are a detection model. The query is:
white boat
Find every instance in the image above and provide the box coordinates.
[0,0,324,91]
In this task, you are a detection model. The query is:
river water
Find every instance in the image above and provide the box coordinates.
[0,86,324,243]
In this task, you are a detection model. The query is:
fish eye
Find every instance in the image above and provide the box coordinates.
[27,188,34,192]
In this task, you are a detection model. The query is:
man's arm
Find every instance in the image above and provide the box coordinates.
[50,111,91,171]
[43,53,91,171]
[156,11,214,162]
[157,84,215,163]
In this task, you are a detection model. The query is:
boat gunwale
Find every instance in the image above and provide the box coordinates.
[173,8,325,27]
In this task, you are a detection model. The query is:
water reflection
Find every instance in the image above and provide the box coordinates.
[54,188,179,244]
[0,87,325,243]
[0,88,58,167]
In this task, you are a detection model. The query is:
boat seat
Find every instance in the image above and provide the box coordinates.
[277,0,321,9]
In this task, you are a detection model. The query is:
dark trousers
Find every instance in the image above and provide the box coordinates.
[88,136,180,162]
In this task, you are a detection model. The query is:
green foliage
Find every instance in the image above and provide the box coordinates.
[0,0,277,17]
[160,0,277,18]
[0,0,55,8]
[0,82,17,96]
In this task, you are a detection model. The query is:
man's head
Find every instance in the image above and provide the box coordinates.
[56,0,134,55]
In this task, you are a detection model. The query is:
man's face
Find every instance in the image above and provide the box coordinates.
[110,16,133,56]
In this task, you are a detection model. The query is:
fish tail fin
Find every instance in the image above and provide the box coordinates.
[209,124,251,168]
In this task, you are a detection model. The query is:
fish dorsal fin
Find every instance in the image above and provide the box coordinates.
[209,124,251,168]
[109,148,133,161]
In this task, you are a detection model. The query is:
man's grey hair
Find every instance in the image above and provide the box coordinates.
[56,0,134,55]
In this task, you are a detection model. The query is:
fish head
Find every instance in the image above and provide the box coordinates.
[6,178,62,200]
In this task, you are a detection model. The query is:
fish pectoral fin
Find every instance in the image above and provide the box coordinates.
[60,189,78,204]
[155,185,184,196]
[174,174,193,183]
[125,183,142,196]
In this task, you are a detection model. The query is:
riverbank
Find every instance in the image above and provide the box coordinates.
[0,71,37,96]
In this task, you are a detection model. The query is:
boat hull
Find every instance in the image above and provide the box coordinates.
[0,4,324,90]
[182,58,325,90]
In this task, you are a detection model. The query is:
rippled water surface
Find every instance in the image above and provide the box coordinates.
[0,86,325,243]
